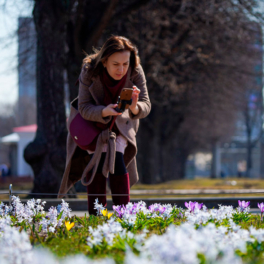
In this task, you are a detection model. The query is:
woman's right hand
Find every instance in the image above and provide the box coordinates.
[102,104,122,117]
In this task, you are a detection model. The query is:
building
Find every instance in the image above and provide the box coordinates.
[17,17,37,126]
[0,125,36,176]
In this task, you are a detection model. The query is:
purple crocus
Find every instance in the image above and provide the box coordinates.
[185,201,203,213]
[113,205,125,218]
[185,201,195,212]
[238,200,250,212]
[159,206,166,214]
[258,202,264,221]
[129,204,138,215]
[148,204,166,214]
[194,202,203,210]
[179,212,183,218]
[148,205,155,213]
[258,202,264,213]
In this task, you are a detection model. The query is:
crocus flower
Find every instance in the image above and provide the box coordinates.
[258,203,264,213]
[185,201,196,212]
[238,200,250,212]
[185,201,203,213]
[65,221,75,231]
[179,212,183,218]
[113,205,125,218]
[258,203,264,221]
[159,207,166,214]
[194,202,203,210]
[101,209,113,219]
[148,205,155,213]
[101,209,108,217]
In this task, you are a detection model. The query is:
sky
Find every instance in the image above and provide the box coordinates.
[0,0,34,109]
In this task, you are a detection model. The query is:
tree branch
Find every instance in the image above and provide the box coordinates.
[84,0,119,52]
[114,0,151,17]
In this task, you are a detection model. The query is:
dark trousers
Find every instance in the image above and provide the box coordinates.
[87,152,130,215]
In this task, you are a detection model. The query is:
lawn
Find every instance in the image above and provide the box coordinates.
[132,177,264,190]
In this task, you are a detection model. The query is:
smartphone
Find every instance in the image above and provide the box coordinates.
[118,88,133,110]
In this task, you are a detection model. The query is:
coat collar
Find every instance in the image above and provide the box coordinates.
[89,67,134,105]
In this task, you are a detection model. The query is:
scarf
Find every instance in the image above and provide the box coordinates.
[100,68,127,106]
[94,68,127,133]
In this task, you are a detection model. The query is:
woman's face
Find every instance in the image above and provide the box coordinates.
[103,51,130,80]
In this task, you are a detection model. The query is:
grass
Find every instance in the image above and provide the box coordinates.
[132,178,264,190]
[0,176,33,190]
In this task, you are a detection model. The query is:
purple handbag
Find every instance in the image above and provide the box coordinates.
[69,113,102,151]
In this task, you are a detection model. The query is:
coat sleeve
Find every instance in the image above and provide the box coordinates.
[129,64,151,120]
[78,65,111,124]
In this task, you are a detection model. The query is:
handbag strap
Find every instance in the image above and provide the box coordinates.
[109,116,117,131]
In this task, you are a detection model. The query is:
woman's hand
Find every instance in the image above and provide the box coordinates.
[129,85,140,115]
[102,104,122,117]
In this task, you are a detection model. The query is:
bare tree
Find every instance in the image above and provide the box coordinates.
[103,0,264,182]
[23,1,71,198]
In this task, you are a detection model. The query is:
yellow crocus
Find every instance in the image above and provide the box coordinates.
[107,212,113,219]
[65,221,75,231]
[101,209,108,217]
[101,209,113,219]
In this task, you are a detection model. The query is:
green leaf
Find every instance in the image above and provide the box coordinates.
[75,216,84,226]
[57,211,64,220]
[34,230,41,243]
[45,236,54,243]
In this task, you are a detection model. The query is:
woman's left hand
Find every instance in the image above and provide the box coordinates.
[129,85,140,115]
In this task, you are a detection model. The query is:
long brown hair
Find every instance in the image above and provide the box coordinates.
[82,36,140,76]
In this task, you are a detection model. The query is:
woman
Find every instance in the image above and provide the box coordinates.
[58,36,151,215]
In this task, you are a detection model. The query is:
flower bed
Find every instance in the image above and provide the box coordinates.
[1,196,264,264]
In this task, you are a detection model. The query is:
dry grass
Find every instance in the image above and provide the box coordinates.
[132,178,264,190]
[0,176,33,190]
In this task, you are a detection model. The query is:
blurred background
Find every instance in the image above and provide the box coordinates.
[0,0,264,197]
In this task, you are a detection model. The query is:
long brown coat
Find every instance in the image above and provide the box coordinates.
[58,64,151,198]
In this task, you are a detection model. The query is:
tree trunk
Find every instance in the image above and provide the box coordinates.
[246,141,252,178]
[137,121,160,184]
[24,1,73,198]
[164,142,188,181]
[245,113,252,178]
[137,120,188,184]
[210,140,221,178]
